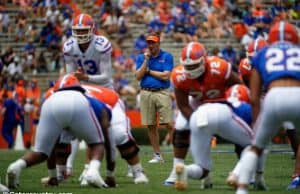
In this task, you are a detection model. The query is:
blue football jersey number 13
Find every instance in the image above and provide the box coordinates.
[77,59,98,74]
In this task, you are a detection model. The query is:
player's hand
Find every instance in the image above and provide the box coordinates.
[74,71,89,81]
[105,176,117,188]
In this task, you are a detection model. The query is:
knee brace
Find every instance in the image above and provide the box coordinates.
[117,139,140,160]
[172,130,190,148]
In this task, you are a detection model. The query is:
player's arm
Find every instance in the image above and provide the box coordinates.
[98,108,115,174]
[249,68,262,124]
[88,51,113,84]
[63,39,77,74]
[86,37,113,84]
[174,87,193,120]
[225,71,243,87]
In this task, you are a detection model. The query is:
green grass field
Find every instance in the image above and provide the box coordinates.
[0,145,298,194]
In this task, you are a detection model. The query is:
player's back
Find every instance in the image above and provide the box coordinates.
[253,42,300,88]
[82,84,119,108]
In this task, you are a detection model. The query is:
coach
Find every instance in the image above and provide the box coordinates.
[135,32,174,163]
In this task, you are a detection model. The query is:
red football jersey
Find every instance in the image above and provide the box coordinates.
[171,56,231,103]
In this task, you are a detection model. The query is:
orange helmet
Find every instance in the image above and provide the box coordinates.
[268,21,299,44]
[247,38,267,58]
[54,74,81,91]
[180,42,207,79]
[226,84,250,103]
[72,13,95,44]
[238,58,251,81]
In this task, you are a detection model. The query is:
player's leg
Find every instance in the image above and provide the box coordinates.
[283,121,299,158]
[164,111,190,185]
[236,90,285,194]
[66,138,80,176]
[174,104,216,190]
[6,98,62,188]
[70,97,107,188]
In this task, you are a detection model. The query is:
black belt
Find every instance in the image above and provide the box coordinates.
[141,88,166,92]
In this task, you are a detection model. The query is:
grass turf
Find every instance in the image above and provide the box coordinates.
[0,144,298,194]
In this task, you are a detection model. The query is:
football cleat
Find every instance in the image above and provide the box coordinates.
[0,183,9,192]
[148,154,164,163]
[79,164,89,182]
[226,172,238,188]
[127,166,133,177]
[201,174,213,189]
[174,163,187,190]
[287,176,300,189]
[41,177,58,186]
[164,169,176,185]
[85,170,108,188]
[133,172,149,184]
[253,177,268,190]
[6,165,21,189]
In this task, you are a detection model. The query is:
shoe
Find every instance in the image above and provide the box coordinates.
[79,165,89,182]
[80,176,88,186]
[6,164,21,189]
[163,169,176,185]
[201,174,213,189]
[226,172,238,188]
[127,166,133,178]
[40,177,58,186]
[85,170,108,188]
[66,167,73,178]
[287,176,300,189]
[148,154,164,163]
[174,163,187,190]
[253,176,267,190]
[0,183,9,192]
[134,172,149,184]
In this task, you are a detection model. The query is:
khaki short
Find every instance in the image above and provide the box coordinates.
[140,89,173,125]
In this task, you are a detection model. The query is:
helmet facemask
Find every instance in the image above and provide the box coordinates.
[183,57,205,79]
[72,26,93,44]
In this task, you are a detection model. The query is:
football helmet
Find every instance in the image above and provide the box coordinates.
[180,42,206,79]
[268,21,299,44]
[72,14,95,44]
[247,38,267,58]
[226,84,250,103]
[238,58,251,81]
[54,74,81,91]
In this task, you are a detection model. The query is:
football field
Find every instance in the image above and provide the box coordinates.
[0,144,298,194]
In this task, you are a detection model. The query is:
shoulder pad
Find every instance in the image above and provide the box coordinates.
[63,38,75,54]
[94,35,112,53]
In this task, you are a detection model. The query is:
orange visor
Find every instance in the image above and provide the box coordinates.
[146,35,160,43]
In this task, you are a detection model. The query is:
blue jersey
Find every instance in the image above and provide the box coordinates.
[252,42,300,88]
[230,101,252,126]
[86,96,112,121]
[136,49,174,89]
